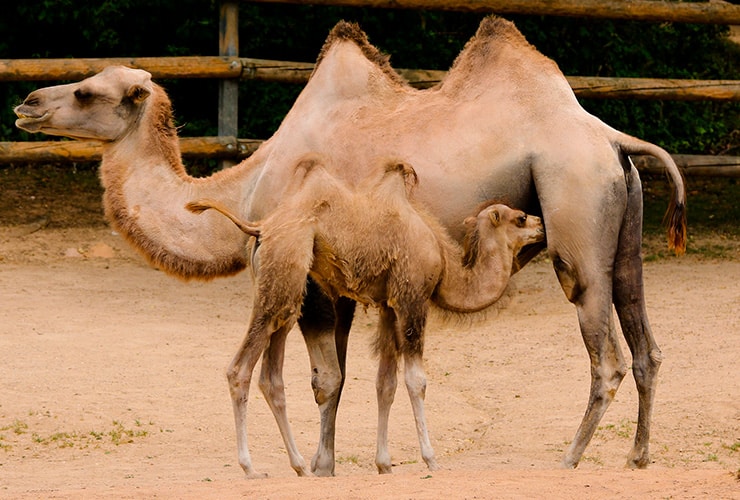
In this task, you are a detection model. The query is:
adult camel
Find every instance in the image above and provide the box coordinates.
[15,15,685,477]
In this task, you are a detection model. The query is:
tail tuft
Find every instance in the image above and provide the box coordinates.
[664,200,687,255]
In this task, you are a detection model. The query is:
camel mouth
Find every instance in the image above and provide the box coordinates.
[527,224,546,244]
[14,112,49,133]
[15,115,98,141]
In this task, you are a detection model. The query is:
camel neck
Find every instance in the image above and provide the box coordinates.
[98,119,255,281]
[431,238,514,313]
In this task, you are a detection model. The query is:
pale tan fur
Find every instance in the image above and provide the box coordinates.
[188,156,543,474]
[15,14,686,476]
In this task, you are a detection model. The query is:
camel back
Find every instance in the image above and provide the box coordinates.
[314,16,574,103]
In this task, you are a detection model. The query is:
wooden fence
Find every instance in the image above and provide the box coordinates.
[1,0,739,176]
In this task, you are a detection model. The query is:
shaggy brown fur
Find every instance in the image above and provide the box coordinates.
[188,157,543,327]
[101,83,247,279]
[188,155,543,475]
[315,20,410,89]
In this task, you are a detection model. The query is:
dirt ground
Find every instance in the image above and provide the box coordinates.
[0,166,739,498]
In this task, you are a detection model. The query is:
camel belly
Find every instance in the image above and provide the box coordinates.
[308,260,391,308]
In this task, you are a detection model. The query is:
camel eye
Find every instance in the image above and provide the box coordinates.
[74,88,93,103]
[517,215,527,226]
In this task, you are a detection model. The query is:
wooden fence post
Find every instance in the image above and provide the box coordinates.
[219,1,240,168]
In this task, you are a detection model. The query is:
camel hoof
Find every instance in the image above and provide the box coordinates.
[626,454,650,469]
[311,453,336,477]
[561,457,579,469]
[376,464,393,474]
[244,470,269,480]
[312,468,334,477]
[626,445,650,469]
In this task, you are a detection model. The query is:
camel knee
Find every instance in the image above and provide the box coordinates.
[552,254,581,303]
[226,363,249,397]
[258,370,287,411]
[377,376,397,405]
[632,347,663,390]
[404,368,427,400]
[592,362,627,403]
[311,366,343,406]
[403,354,427,396]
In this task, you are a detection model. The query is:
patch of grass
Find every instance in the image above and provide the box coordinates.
[0,420,29,437]
[723,441,740,453]
[596,419,634,440]
[108,420,150,446]
[34,431,79,449]
[581,454,604,466]
[0,418,153,450]
[336,454,360,465]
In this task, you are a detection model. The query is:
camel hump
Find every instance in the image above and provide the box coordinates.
[381,160,418,198]
[474,15,529,44]
[315,20,406,87]
[325,20,368,45]
[293,154,323,179]
[289,153,339,195]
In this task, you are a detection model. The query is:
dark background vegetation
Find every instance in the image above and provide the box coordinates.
[1,0,739,154]
[0,1,738,257]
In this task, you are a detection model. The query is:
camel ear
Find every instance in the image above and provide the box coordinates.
[488,209,501,227]
[463,216,475,228]
[126,84,151,104]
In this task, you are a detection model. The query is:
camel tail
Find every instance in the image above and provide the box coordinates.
[616,135,687,255]
[185,199,261,237]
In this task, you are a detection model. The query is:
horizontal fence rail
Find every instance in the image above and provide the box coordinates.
[2,0,738,175]
[2,139,737,177]
[0,138,262,163]
[0,57,243,81]
[3,57,739,101]
[247,0,740,24]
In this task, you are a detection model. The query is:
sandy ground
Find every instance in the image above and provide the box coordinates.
[1,225,738,499]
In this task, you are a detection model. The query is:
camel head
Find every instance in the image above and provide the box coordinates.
[15,65,154,141]
[462,204,544,268]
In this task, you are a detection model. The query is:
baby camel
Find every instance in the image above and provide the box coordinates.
[187,155,544,476]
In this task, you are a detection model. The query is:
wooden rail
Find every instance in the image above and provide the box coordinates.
[2,0,738,175]
[0,137,260,163]
[246,59,740,101]
[248,0,740,24]
[3,58,739,102]
[0,57,243,81]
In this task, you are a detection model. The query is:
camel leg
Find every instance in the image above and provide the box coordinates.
[545,175,628,468]
[402,351,439,471]
[613,167,662,469]
[375,306,399,474]
[562,295,627,468]
[227,314,274,479]
[258,323,310,476]
[300,281,356,476]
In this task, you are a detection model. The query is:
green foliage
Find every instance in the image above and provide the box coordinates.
[2,1,738,156]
